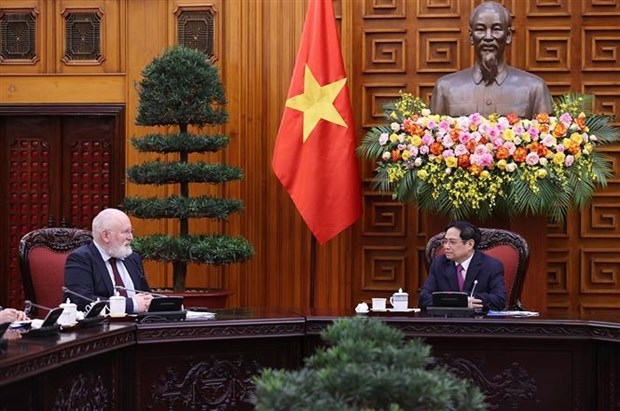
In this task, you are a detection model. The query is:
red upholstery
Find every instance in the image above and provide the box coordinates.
[19,228,93,312]
[425,228,529,310]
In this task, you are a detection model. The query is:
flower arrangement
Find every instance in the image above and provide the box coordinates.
[357,92,620,221]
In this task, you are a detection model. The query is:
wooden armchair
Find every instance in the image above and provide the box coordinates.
[19,227,93,312]
[425,228,529,310]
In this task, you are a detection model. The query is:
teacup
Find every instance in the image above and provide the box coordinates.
[371,298,387,310]
[389,288,409,311]
[108,295,126,317]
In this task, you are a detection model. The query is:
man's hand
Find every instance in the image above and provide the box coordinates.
[0,308,28,323]
[135,293,154,313]
[468,297,483,309]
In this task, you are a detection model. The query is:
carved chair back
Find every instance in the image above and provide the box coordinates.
[19,227,93,312]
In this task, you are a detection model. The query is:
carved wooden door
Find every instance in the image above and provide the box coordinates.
[0,108,125,308]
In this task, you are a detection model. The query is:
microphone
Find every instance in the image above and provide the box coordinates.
[114,286,166,298]
[24,300,52,315]
[62,286,99,303]
[470,280,478,298]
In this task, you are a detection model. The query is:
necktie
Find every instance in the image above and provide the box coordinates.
[109,257,128,297]
[456,264,465,291]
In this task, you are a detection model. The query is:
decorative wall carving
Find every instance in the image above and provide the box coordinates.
[362,245,406,291]
[61,9,103,64]
[176,6,216,60]
[0,8,37,63]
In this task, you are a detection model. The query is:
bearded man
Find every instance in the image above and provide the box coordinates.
[430,1,552,118]
[64,208,153,312]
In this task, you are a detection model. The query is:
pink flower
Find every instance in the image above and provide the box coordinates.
[379,133,389,145]
[526,152,540,165]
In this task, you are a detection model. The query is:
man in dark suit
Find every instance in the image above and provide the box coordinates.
[64,208,153,313]
[430,1,552,118]
[419,221,506,311]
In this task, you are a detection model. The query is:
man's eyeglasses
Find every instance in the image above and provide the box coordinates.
[441,238,465,246]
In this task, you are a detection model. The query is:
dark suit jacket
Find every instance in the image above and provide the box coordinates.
[418,250,506,311]
[64,242,150,312]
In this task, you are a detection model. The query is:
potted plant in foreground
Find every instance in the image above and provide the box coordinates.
[123,45,254,307]
[252,317,486,410]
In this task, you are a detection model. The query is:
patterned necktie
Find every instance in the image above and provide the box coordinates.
[456,264,465,291]
[109,257,128,297]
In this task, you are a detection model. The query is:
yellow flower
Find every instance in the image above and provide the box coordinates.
[552,152,566,165]
[502,128,515,141]
[445,156,458,168]
[497,159,507,170]
[417,169,429,180]
[389,133,399,143]
[402,150,412,161]
[536,169,548,179]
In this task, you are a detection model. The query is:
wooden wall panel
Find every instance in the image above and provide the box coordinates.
[1,0,619,316]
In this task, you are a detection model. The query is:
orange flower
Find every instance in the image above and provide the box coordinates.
[513,147,527,162]
[468,164,482,175]
[404,122,423,136]
[552,123,567,138]
[528,142,548,157]
[576,114,587,131]
[449,128,461,142]
[566,141,581,155]
[458,154,471,168]
[495,146,510,160]
[536,113,550,123]
[391,149,402,161]
[465,139,477,152]
[506,113,520,125]
[429,141,443,156]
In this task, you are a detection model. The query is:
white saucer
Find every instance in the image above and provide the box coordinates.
[370,308,388,312]
[355,310,369,314]
[108,313,127,318]
[387,308,420,313]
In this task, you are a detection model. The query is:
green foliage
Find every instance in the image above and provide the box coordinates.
[253,317,486,411]
[124,44,254,291]
[127,161,243,185]
[131,234,254,265]
[123,196,243,219]
[131,133,230,153]
[136,45,227,127]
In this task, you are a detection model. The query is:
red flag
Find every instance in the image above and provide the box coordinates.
[272,0,362,244]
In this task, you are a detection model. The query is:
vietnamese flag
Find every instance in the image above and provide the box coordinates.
[272,0,362,245]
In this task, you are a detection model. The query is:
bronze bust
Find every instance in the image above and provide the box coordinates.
[430,2,552,118]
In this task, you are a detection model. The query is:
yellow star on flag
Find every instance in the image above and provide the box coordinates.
[285,65,348,142]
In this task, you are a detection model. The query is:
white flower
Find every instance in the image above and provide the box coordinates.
[414,157,423,167]
[506,162,517,172]
[390,122,401,131]
[539,157,548,167]
[382,151,391,160]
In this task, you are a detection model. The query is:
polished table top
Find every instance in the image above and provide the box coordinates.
[3,307,620,386]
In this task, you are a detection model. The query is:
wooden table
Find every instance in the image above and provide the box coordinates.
[2,309,620,410]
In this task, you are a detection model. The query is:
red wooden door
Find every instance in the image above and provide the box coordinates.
[0,106,125,308]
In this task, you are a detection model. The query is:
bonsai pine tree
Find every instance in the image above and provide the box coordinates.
[123,45,254,292]
[253,317,486,410]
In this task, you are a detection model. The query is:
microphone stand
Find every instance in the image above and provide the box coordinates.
[62,287,101,303]
[115,286,167,298]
